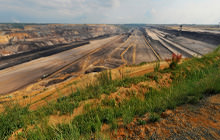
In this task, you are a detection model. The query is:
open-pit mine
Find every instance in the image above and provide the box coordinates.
[0,24,219,95]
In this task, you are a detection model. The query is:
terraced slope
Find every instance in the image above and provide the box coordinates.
[0,26,219,96]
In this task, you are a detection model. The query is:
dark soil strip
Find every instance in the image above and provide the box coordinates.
[153,27,220,45]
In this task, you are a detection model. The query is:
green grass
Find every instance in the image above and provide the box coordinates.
[0,106,30,139]
[0,47,219,139]
[101,98,116,107]
[154,61,160,72]
[137,119,147,125]
[149,113,160,122]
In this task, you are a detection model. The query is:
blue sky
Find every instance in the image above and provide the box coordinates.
[0,0,219,24]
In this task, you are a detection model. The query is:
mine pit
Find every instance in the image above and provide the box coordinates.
[0,24,219,95]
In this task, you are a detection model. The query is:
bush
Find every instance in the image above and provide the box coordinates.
[166,53,182,69]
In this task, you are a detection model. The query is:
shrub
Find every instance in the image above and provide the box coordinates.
[166,53,182,69]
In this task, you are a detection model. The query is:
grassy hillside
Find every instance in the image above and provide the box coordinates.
[0,47,220,140]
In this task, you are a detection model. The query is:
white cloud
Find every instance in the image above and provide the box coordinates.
[112,0,120,8]
[151,8,157,15]
[0,0,219,24]
[147,0,220,24]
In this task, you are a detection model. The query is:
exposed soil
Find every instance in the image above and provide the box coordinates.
[112,94,220,140]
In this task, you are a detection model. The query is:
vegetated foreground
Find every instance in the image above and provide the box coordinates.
[0,24,219,95]
[0,46,219,139]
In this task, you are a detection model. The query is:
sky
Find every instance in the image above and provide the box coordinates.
[0,0,219,24]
